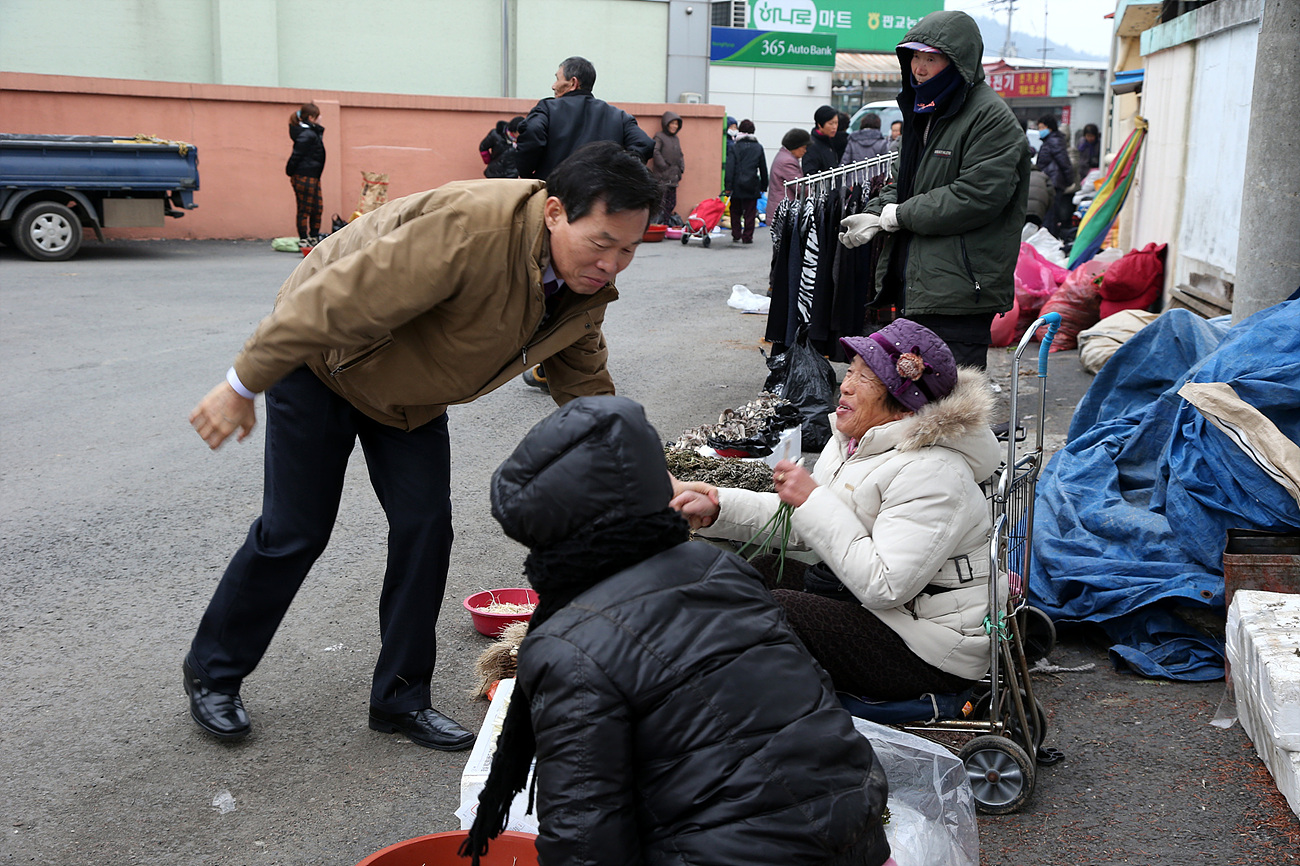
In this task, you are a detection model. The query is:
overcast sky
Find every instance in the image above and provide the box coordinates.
[944,0,1117,60]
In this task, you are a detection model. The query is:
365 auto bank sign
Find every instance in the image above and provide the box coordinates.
[711,26,836,69]
[747,0,942,53]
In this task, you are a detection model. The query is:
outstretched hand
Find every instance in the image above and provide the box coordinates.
[670,489,720,531]
[189,381,257,450]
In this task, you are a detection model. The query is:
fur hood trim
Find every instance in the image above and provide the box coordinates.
[894,367,994,452]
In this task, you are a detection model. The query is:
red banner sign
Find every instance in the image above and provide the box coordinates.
[988,70,1051,98]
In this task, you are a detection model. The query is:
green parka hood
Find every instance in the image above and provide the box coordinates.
[896,11,986,90]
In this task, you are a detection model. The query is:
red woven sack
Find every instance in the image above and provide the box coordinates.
[1098,242,1166,318]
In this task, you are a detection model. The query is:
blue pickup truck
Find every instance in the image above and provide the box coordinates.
[0,133,200,261]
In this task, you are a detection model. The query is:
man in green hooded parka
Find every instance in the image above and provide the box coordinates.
[840,11,1030,369]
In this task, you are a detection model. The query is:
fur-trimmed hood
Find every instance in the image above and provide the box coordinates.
[840,367,1001,482]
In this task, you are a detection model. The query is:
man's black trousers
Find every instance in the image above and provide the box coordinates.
[188,366,453,713]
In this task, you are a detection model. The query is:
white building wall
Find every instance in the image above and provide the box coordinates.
[1175,21,1258,291]
[1129,44,1194,276]
[709,64,832,168]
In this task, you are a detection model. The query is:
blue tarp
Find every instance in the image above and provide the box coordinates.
[1029,295,1300,681]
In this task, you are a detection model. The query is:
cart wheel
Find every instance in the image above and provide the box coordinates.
[702,235,711,248]
[1020,606,1056,663]
[14,200,82,261]
[681,234,690,245]
[975,689,1048,754]
[960,735,1035,814]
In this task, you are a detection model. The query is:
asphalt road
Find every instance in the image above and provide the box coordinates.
[2,232,1296,865]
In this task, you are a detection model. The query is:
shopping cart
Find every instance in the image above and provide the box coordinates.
[839,312,1064,815]
[680,195,727,247]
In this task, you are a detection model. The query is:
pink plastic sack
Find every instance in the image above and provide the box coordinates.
[1014,243,1068,339]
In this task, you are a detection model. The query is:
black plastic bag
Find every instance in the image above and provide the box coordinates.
[763,329,838,452]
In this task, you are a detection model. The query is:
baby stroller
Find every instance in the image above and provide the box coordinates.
[680,195,727,247]
[838,312,1065,815]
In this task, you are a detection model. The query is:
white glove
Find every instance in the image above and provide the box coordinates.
[839,213,882,249]
[880,203,901,233]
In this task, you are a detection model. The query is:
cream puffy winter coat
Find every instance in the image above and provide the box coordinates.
[707,369,1002,680]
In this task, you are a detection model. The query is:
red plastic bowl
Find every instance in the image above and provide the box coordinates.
[356,830,537,865]
[642,224,666,242]
[463,588,538,636]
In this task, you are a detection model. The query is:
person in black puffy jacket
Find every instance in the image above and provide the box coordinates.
[285,102,326,243]
[723,120,767,243]
[462,395,892,866]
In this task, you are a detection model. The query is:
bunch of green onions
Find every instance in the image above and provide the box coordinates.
[737,501,795,583]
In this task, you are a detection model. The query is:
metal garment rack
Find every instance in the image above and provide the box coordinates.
[784,152,897,198]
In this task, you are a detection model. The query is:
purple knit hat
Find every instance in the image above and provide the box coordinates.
[839,319,958,412]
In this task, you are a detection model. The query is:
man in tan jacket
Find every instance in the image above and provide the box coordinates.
[182,142,660,749]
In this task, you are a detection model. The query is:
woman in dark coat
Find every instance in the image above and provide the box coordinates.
[723,119,768,243]
[462,396,893,866]
[801,104,841,176]
[1036,114,1075,238]
[285,102,325,244]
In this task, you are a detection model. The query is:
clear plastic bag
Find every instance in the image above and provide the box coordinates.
[852,718,979,866]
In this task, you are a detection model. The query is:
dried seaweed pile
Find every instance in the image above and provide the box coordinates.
[664,449,775,493]
[667,393,800,457]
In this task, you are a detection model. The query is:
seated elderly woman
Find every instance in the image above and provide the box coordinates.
[463,396,892,866]
[672,318,1001,701]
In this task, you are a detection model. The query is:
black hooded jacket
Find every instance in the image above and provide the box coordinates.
[491,396,891,866]
[285,120,326,178]
[479,120,519,178]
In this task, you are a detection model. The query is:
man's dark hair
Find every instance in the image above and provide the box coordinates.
[1037,114,1059,133]
[507,115,525,133]
[560,56,596,91]
[860,113,881,130]
[547,141,660,226]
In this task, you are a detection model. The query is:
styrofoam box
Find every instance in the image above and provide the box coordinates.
[695,424,802,469]
[455,678,539,833]
[1227,590,1300,818]
[1226,590,1300,750]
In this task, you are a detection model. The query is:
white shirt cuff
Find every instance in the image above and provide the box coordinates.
[226,366,257,399]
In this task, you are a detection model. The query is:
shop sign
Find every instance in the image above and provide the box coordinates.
[747,0,943,53]
[988,70,1052,98]
[711,26,837,69]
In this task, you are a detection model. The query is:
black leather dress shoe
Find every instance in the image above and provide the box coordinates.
[368,707,475,751]
[182,658,250,741]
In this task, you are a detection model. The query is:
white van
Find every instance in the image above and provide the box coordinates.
[847,100,904,135]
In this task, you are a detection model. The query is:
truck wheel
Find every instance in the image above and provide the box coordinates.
[14,201,83,261]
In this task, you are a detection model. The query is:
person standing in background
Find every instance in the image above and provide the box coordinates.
[1035,114,1075,239]
[801,105,840,176]
[766,128,809,227]
[285,103,325,248]
[650,111,685,223]
[888,120,903,153]
[1076,123,1101,172]
[841,113,890,164]
[723,120,766,244]
[514,56,655,394]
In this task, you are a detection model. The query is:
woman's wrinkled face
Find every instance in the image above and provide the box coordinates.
[911,50,950,84]
[836,356,909,440]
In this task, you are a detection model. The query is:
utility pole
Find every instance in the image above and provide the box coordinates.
[991,0,1018,58]
[1040,3,1049,63]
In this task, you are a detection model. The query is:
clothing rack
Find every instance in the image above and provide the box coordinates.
[785,152,897,197]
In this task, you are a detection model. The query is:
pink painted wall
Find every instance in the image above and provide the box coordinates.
[0,73,725,240]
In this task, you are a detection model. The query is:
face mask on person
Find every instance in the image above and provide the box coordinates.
[1038,128,1050,140]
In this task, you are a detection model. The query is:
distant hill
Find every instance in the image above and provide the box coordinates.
[967,13,1109,62]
